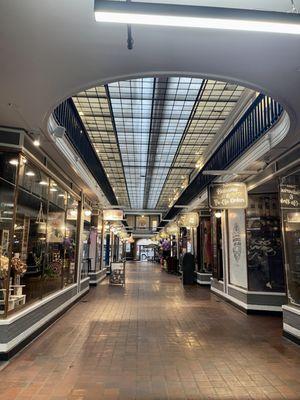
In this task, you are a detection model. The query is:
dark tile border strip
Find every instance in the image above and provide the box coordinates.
[0,290,88,361]
[283,330,300,345]
[211,290,282,316]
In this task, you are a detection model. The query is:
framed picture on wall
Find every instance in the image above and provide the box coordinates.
[136,216,149,229]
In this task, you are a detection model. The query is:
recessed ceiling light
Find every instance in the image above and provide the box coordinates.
[9,159,19,166]
[25,171,35,177]
[39,180,48,186]
[50,187,58,192]
[32,132,41,147]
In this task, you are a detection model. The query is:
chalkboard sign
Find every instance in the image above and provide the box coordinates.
[208,183,248,209]
[280,184,300,209]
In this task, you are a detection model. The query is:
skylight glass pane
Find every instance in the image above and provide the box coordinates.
[146,77,203,208]
[108,78,154,209]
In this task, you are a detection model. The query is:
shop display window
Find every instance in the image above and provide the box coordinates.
[281,173,300,304]
[0,150,81,316]
[81,207,91,279]
[212,215,223,280]
[64,194,78,285]
[45,180,66,297]
[198,217,212,273]
[0,152,18,314]
[95,229,102,270]
[246,194,285,292]
[13,177,49,304]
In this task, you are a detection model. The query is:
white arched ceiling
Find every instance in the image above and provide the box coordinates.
[0,1,300,145]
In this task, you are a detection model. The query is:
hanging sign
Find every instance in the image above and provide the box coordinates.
[280,184,300,209]
[176,212,199,228]
[208,183,248,209]
[103,209,123,221]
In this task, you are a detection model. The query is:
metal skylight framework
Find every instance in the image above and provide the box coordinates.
[107,78,154,209]
[73,86,130,206]
[157,80,245,208]
[143,77,203,209]
[72,78,246,210]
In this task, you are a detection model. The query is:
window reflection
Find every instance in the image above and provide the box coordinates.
[246,194,285,292]
[13,162,49,304]
[0,152,18,314]
[0,154,80,315]
[81,207,91,279]
[281,174,300,305]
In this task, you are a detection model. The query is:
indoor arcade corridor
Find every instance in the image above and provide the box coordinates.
[1,262,300,400]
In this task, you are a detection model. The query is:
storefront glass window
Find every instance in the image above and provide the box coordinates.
[0,152,18,315]
[212,215,223,280]
[44,179,66,296]
[81,207,91,279]
[64,194,78,285]
[198,217,213,273]
[13,160,49,305]
[281,174,300,304]
[0,152,80,316]
[246,194,285,292]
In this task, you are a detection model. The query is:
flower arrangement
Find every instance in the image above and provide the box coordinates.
[11,257,27,275]
[161,239,171,251]
[0,255,9,279]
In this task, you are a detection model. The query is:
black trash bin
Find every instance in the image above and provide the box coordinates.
[182,252,195,285]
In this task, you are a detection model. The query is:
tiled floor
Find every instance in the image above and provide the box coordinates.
[1,262,300,400]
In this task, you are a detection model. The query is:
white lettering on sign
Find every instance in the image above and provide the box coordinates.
[209,183,248,209]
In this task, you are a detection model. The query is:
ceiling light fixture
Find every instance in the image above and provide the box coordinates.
[9,159,19,166]
[215,211,222,219]
[94,1,300,35]
[33,133,40,147]
[25,171,35,176]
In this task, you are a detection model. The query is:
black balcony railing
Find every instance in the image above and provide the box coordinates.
[161,94,284,224]
[53,99,117,204]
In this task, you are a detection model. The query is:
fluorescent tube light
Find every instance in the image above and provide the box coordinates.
[94,1,300,35]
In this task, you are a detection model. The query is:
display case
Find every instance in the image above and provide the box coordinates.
[0,149,81,316]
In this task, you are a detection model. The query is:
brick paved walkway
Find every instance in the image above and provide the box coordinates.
[1,262,300,399]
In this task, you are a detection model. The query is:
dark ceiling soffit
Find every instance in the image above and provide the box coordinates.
[54,99,118,205]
